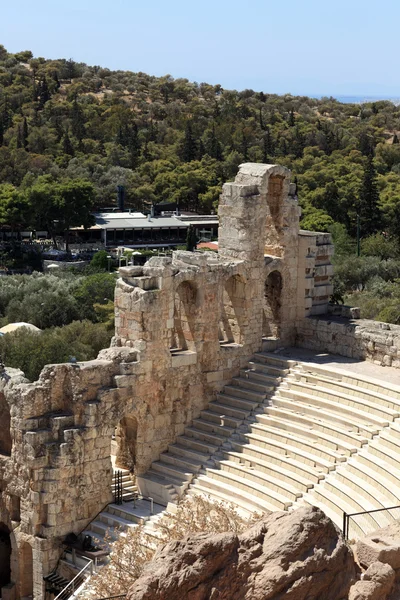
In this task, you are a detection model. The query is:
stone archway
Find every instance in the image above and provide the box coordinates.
[114,415,138,472]
[263,270,282,338]
[0,525,11,593]
[219,275,246,345]
[171,281,198,352]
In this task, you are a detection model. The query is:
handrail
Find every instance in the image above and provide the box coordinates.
[343,504,400,539]
[54,557,93,600]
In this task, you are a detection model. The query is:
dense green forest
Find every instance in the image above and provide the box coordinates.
[3,45,400,325]
[2,44,400,231]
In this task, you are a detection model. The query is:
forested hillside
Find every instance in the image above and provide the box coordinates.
[2,44,400,235]
[3,45,400,322]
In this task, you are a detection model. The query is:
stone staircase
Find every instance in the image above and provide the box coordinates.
[137,353,289,505]
[139,352,400,538]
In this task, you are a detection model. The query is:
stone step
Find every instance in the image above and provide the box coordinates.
[191,474,281,514]
[248,422,347,464]
[263,405,367,446]
[242,431,335,473]
[234,375,274,393]
[253,352,296,369]
[159,452,203,472]
[357,450,400,490]
[178,434,219,455]
[224,449,313,492]
[190,420,234,438]
[86,519,119,540]
[187,484,255,517]
[275,388,390,427]
[152,461,195,482]
[222,385,266,403]
[368,440,400,471]
[214,460,302,502]
[200,410,243,429]
[270,395,379,437]
[205,467,293,511]
[99,511,140,531]
[208,401,250,421]
[295,371,400,412]
[256,414,358,455]
[168,442,211,463]
[240,369,281,387]
[334,467,397,510]
[230,440,324,484]
[247,361,289,377]
[286,379,399,420]
[217,391,259,412]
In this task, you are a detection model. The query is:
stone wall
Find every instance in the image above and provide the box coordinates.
[296,316,400,368]
[0,163,335,599]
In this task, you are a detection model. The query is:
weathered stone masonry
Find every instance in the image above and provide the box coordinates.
[0,163,335,599]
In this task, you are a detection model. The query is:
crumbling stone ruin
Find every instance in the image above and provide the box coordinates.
[1,161,377,600]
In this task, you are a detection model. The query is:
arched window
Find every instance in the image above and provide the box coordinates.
[263,270,282,338]
[170,281,198,352]
[219,275,246,345]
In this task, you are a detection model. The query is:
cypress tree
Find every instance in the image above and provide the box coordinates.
[181,121,197,162]
[22,117,28,149]
[185,225,197,251]
[62,132,74,156]
[358,155,382,237]
[288,108,295,127]
[71,99,85,141]
[394,133,399,145]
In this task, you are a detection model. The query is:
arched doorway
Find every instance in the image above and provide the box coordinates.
[114,415,138,471]
[263,270,282,338]
[170,281,198,352]
[219,275,246,345]
[0,525,11,592]
[0,394,11,456]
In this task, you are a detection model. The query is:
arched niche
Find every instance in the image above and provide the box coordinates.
[0,524,11,591]
[170,281,198,352]
[263,270,282,338]
[19,542,33,598]
[114,415,138,472]
[0,394,11,457]
[219,275,246,345]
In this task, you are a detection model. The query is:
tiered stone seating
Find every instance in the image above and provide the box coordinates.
[292,363,400,537]
[140,352,400,537]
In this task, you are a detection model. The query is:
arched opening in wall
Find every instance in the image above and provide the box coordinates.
[0,524,11,592]
[263,270,282,338]
[19,543,33,598]
[110,415,138,503]
[0,395,11,457]
[219,275,246,346]
[265,175,284,256]
[170,281,198,353]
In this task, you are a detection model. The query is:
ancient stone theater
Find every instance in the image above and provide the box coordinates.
[3,163,400,599]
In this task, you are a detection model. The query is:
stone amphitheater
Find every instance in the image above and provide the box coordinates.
[3,162,400,599]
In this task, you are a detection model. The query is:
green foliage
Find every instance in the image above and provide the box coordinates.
[0,320,111,381]
[361,233,400,260]
[90,250,109,270]
[185,225,197,251]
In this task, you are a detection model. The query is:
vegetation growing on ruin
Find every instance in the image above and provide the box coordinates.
[88,495,261,597]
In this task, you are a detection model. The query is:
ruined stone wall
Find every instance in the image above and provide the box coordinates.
[296,315,400,368]
[0,163,334,599]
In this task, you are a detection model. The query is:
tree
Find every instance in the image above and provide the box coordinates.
[358,155,382,237]
[181,121,197,162]
[26,177,61,247]
[56,179,95,251]
[185,225,197,251]
[0,184,29,231]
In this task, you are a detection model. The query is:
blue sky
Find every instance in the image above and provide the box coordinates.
[1,0,398,96]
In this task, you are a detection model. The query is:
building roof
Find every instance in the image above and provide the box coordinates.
[77,212,220,231]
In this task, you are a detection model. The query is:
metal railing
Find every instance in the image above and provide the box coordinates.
[343,505,400,540]
[54,557,94,600]
[114,469,123,505]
